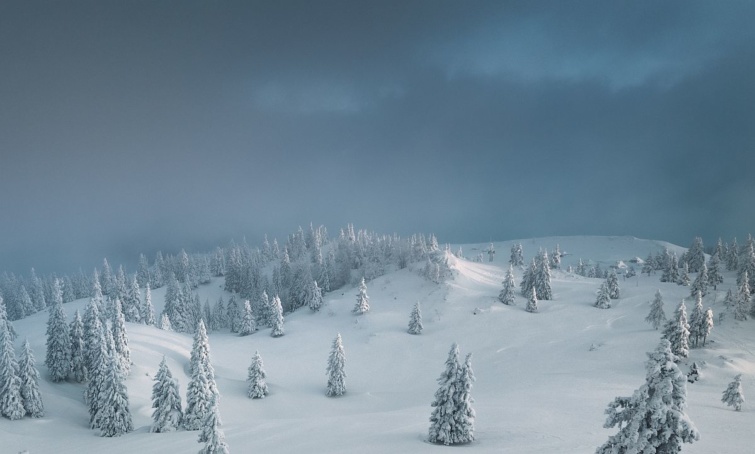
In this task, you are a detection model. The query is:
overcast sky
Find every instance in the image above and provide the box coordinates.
[1,0,754,275]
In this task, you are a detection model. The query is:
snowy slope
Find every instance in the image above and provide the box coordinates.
[2,236,753,453]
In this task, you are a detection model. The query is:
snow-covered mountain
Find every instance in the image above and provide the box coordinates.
[2,236,752,453]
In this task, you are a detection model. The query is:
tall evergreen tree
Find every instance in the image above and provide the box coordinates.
[509,243,524,267]
[111,299,131,377]
[18,339,44,418]
[184,320,218,430]
[353,278,370,314]
[96,350,133,437]
[688,293,705,348]
[151,357,183,433]
[645,290,666,330]
[526,287,538,313]
[0,326,24,420]
[159,313,173,331]
[408,302,423,335]
[690,263,709,298]
[238,300,256,336]
[69,310,87,383]
[198,395,230,454]
[721,374,745,411]
[686,237,706,273]
[142,284,156,326]
[270,295,285,338]
[594,282,611,309]
[247,350,268,399]
[736,270,750,321]
[428,343,476,445]
[677,262,691,286]
[0,296,16,340]
[606,271,620,299]
[137,253,151,288]
[307,280,324,312]
[662,300,690,360]
[707,253,724,290]
[596,339,698,453]
[498,265,516,306]
[326,333,346,397]
[520,259,536,297]
[212,297,227,331]
[226,296,241,333]
[534,249,552,300]
[45,287,71,382]
[699,308,714,347]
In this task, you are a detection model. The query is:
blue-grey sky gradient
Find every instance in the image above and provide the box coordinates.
[1,0,754,274]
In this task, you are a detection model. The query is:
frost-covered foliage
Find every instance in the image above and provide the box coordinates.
[159,313,173,331]
[151,357,183,433]
[184,320,218,430]
[111,299,131,377]
[645,290,666,330]
[326,333,346,397]
[18,339,44,418]
[606,271,620,299]
[306,280,324,312]
[84,302,108,428]
[534,249,552,300]
[198,396,229,454]
[45,284,70,382]
[0,296,16,340]
[96,348,134,437]
[735,271,750,321]
[247,350,268,399]
[238,300,256,336]
[161,273,198,333]
[721,374,745,411]
[69,310,87,383]
[690,263,708,297]
[520,259,536,297]
[688,294,713,348]
[707,253,724,290]
[212,297,227,331]
[660,250,680,284]
[686,237,706,273]
[428,343,475,445]
[143,284,156,326]
[353,278,370,315]
[509,243,524,267]
[498,265,516,306]
[662,300,690,360]
[270,295,285,337]
[596,339,698,453]
[408,302,423,335]
[0,325,24,420]
[677,262,691,286]
[526,287,538,313]
[594,282,611,309]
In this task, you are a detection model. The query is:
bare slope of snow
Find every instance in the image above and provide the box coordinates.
[1,236,753,453]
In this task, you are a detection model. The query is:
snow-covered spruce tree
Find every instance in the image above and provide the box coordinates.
[550,245,561,270]
[111,299,131,377]
[596,339,698,454]
[641,254,655,275]
[198,395,229,454]
[645,290,666,330]
[18,339,44,418]
[687,237,706,273]
[594,282,611,309]
[689,293,705,348]
[428,343,476,445]
[723,288,735,313]
[151,357,183,433]
[226,295,241,333]
[498,265,516,306]
[0,296,16,341]
[238,300,256,336]
[123,275,142,323]
[678,262,691,286]
[247,350,268,399]
[184,320,218,430]
[690,263,709,298]
[307,280,324,312]
[45,291,71,383]
[326,333,346,397]
[727,238,739,271]
[606,271,620,299]
[270,295,285,337]
[662,300,690,360]
[142,284,156,326]
[69,310,87,383]
[96,349,133,437]
[526,287,538,313]
[408,302,423,335]
[520,259,536,296]
[687,362,700,383]
[721,374,745,411]
[534,249,552,300]
[736,270,750,321]
[698,308,714,348]
[159,313,173,331]
[509,243,524,267]
[661,251,679,283]
[353,277,370,315]
[212,297,227,331]
[0,325,24,420]
[708,254,724,290]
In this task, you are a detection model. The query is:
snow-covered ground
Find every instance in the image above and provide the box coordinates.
[2,236,753,453]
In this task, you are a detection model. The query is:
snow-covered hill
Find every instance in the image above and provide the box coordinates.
[2,236,753,453]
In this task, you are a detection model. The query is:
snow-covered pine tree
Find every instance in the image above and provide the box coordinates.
[184,320,218,430]
[699,308,714,347]
[270,295,285,337]
[159,313,173,331]
[678,262,691,286]
[736,270,750,321]
[111,299,131,377]
[606,271,620,299]
[325,333,346,397]
[353,277,370,314]
[307,280,324,312]
[690,263,708,298]
[96,348,133,437]
[0,296,16,340]
[550,245,561,269]
[428,343,476,445]
[141,284,155,326]
[534,249,552,300]
[687,362,700,383]
[45,287,71,382]
[137,253,150,288]
[0,325,24,420]
[662,300,690,360]
[641,253,655,275]
[247,350,268,399]
[18,339,44,418]
[661,251,680,283]
[226,295,241,333]
[727,238,739,271]
[723,288,735,313]
[526,287,538,313]
[198,395,229,454]
[596,339,698,453]
[509,243,524,267]
[721,374,745,411]
[689,293,705,348]
[520,259,536,296]
[212,297,227,331]
[687,237,705,273]
[594,282,611,309]
[707,253,724,290]
[123,275,142,323]
[408,302,423,335]
[498,265,516,306]
[69,310,87,383]
[151,357,183,433]
[238,300,256,336]
[645,290,666,330]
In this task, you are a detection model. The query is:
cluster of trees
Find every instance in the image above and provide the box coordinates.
[0,323,43,420]
[428,343,475,445]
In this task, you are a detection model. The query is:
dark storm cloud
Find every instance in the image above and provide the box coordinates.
[1,0,753,275]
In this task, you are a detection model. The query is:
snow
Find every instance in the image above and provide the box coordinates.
[2,235,754,453]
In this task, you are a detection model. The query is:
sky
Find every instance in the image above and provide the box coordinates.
[1,0,754,275]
